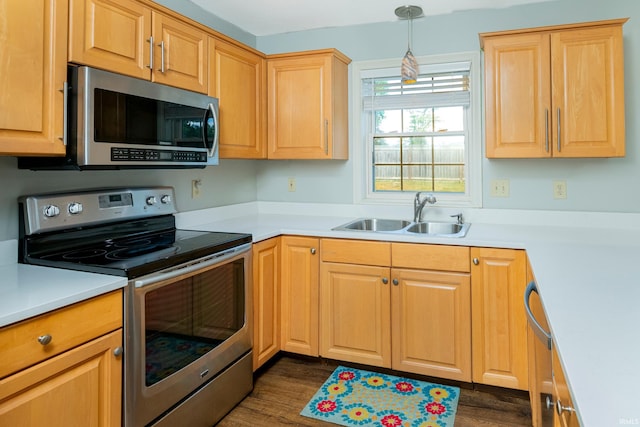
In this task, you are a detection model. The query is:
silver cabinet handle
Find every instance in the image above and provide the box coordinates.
[546,396,554,410]
[37,334,52,346]
[147,36,154,70]
[556,399,575,416]
[324,119,329,155]
[392,278,399,286]
[472,258,479,265]
[310,248,317,255]
[382,277,389,284]
[159,40,166,73]
[557,108,561,152]
[113,346,124,357]
[59,82,68,145]
[524,281,552,350]
[544,108,549,153]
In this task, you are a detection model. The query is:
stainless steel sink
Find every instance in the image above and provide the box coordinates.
[334,218,412,232]
[406,221,470,237]
[332,218,470,238]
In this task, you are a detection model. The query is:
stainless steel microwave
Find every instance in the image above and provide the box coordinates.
[19,66,219,170]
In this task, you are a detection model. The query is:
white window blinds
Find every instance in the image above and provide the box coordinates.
[362,61,471,110]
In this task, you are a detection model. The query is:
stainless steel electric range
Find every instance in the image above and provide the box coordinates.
[18,187,253,427]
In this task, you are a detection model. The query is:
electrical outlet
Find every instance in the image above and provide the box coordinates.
[191,179,201,199]
[288,177,296,192]
[553,180,567,199]
[490,179,510,197]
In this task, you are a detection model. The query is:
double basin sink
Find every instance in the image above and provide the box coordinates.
[332,218,470,238]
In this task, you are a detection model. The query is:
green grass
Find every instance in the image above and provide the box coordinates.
[375,179,465,193]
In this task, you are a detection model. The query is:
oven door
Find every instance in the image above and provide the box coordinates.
[124,243,252,427]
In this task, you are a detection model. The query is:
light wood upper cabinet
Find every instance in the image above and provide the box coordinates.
[0,291,123,426]
[481,19,627,158]
[267,49,350,159]
[252,238,280,370]
[471,247,529,390]
[280,236,319,356]
[209,37,267,159]
[69,0,207,93]
[0,0,68,156]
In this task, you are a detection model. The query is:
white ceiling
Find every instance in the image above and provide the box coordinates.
[188,0,555,36]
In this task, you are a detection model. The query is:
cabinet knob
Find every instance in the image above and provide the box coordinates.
[545,396,554,410]
[113,346,124,358]
[382,277,389,284]
[472,258,479,265]
[310,248,317,255]
[392,278,399,286]
[37,334,52,346]
[556,399,575,416]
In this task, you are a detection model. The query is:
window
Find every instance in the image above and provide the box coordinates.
[353,53,482,207]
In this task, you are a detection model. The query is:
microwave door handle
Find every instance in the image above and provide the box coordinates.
[204,103,219,158]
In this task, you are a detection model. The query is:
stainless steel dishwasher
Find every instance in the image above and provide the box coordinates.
[525,280,554,427]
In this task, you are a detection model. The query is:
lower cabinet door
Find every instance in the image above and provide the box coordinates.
[320,262,391,367]
[391,268,472,382]
[0,330,123,427]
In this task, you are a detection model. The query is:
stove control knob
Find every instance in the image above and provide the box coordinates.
[160,195,172,204]
[146,196,157,206]
[43,205,60,218]
[68,202,83,215]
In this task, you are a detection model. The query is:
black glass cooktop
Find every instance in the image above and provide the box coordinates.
[20,215,252,278]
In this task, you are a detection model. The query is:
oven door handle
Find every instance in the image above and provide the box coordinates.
[134,243,251,288]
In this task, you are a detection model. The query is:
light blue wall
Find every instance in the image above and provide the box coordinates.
[151,0,256,47]
[1,0,639,242]
[256,0,640,213]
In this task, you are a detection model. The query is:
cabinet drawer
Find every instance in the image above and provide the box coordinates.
[321,238,390,266]
[0,290,123,379]
[392,243,470,272]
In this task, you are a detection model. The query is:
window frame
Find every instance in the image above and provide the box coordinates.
[351,51,483,208]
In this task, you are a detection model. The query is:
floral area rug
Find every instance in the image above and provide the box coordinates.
[300,366,459,427]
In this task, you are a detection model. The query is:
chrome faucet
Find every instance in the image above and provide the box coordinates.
[413,192,437,222]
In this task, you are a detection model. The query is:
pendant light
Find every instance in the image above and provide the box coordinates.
[395,5,423,85]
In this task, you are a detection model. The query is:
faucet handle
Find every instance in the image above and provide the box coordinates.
[450,213,463,224]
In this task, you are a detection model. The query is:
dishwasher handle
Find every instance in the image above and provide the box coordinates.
[524,280,552,350]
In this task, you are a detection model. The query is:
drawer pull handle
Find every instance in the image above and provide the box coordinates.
[392,278,399,286]
[382,277,388,284]
[556,399,575,416]
[113,347,124,357]
[472,258,479,265]
[37,334,52,346]
[310,248,317,255]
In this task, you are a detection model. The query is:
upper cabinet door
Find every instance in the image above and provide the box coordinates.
[210,37,267,159]
[483,33,551,158]
[0,0,67,156]
[69,0,207,93]
[151,12,207,93]
[267,49,350,160]
[69,0,152,80]
[551,24,625,157]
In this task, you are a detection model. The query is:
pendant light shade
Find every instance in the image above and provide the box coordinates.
[395,5,423,85]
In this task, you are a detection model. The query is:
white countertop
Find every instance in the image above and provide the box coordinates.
[176,203,640,427]
[3,203,639,426]
[0,240,127,328]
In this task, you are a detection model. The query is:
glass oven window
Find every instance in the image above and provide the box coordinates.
[143,259,245,386]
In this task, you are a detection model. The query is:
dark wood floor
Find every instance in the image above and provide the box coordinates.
[217,354,532,426]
